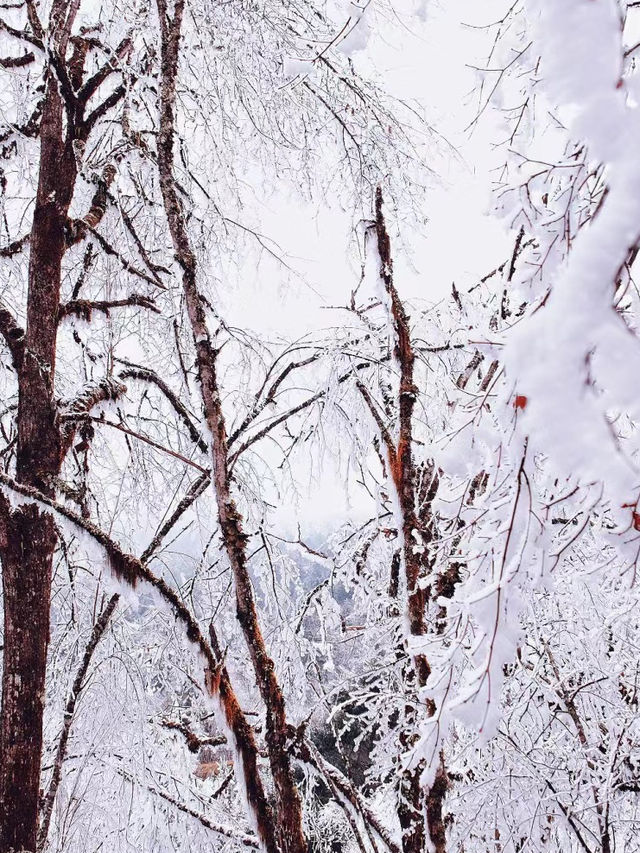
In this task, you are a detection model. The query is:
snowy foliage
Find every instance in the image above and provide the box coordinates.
[0,1,639,853]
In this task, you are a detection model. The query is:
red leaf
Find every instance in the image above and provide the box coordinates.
[633,512,640,532]
[514,395,528,411]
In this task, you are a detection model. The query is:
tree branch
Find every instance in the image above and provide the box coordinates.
[62,414,210,475]
[84,83,126,131]
[140,472,210,564]
[59,294,159,321]
[0,300,25,369]
[118,362,208,454]
[115,767,259,848]
[228,351,319,446]
[296,737,401,853]
[38,594,119,849]
[0,233,30,256]
[0,51,35,67]
[356,379,397,464]
[160,719,226,753]
[88,226,166,288]
[59,377,127,456]
[77,37,132,105]
[0,468,277,849]
[65,164,117,246]
[0,16,43,49]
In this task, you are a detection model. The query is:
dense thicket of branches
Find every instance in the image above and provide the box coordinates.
[0,1,639,852]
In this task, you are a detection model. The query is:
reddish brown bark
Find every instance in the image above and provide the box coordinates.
[373,189,429,689]
[0,501,57,853]
[361,189,448,853]
[0,60,77,853]
[154,3,305,850]
[0,6,130,848]
[0,4,277,849]
[207,626,280,853]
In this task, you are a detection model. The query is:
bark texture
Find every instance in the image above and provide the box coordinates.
[0,4,129,847]
[154,3,306,850]
[0,59,77,853]
[363,189,448,853]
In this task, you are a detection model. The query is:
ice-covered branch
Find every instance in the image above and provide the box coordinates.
[0,469,277,851]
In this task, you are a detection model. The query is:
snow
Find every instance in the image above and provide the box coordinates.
[283,57,316,81]
[335,3,371,57]
[510,0,640,518]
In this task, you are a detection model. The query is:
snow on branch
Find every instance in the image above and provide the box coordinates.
[510,0,640,525]
[0,468,276,850]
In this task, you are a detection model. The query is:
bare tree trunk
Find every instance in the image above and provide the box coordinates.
[154,3,306,851]
[0,55,78,850]
[0,504,58,853]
